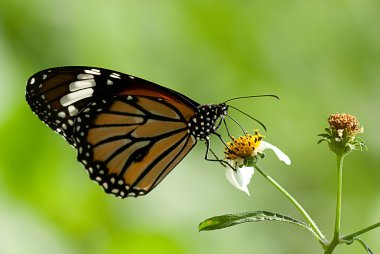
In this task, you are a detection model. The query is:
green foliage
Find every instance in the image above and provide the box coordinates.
[343,238,373,254]
[199,211,313,233]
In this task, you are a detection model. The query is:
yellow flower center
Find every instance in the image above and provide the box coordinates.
[224,131,263,160]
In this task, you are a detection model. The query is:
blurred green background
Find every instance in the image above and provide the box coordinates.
[0,0,379,253]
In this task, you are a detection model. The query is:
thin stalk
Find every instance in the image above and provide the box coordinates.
[334,155,344,239]
[342,222,380,241]
[324,154,345,254]
[255,164,327,246]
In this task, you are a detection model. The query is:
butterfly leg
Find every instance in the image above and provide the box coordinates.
[212,132,243,170]
[223,118,233,139]
[204,138,236,170]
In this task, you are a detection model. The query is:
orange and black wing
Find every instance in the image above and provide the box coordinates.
[26,67,199,198]
[75,95,197,198]
[26,66,199,146]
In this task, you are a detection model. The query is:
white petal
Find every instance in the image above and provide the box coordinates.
[258,141,291,165]
[225,164,254,195]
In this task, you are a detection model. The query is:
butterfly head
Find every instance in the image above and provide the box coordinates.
[188,103,228,140]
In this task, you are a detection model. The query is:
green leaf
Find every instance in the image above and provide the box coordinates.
[342,237,373,254]
[317,133,331,138]
[199,211,313,234]
[353,137,368,151]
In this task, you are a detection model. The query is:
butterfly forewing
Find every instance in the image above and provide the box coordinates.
[26,66,199,146]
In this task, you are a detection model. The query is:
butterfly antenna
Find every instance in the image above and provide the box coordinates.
[228,105,267,131]
[224,94,279,103]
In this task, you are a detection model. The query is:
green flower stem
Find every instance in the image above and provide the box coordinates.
[341,222,380,241]
[324,154,345,254]
[334,154,344,239]
[255,164,327,246]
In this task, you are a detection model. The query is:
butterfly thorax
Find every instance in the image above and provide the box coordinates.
[188,103,228,140]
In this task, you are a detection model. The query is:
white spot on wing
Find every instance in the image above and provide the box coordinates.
[68,105,79,116]
[84,69,101,75]
[30,78,35,84]
[106,79,113,85]
[110,73,121,79]
[60,88,94,107]
[58,111,66,118]
[69,80,96,92]
[42,74,47,80]
[77,74,94,80]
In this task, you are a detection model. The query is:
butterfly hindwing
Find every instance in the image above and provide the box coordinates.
[74,95,197,197]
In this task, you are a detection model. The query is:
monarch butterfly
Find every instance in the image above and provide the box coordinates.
[26,66,274,198]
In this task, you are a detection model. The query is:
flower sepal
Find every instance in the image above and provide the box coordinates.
[243,156,258,168]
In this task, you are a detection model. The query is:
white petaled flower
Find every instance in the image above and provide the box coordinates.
[225,164,254,195]
[224,131,291,195]
[257,141,291,166]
